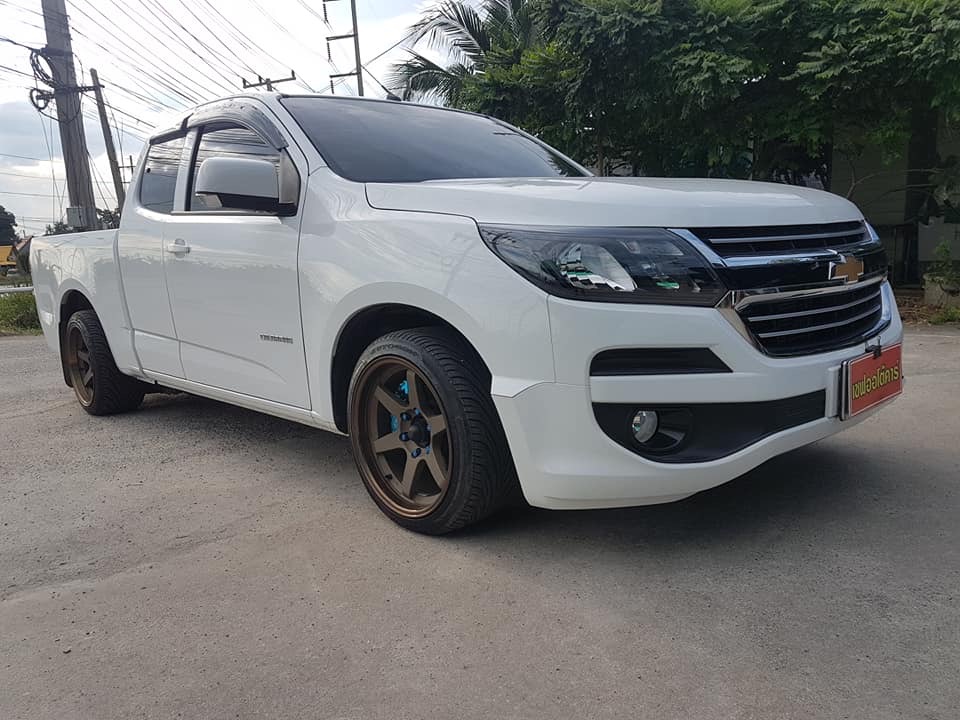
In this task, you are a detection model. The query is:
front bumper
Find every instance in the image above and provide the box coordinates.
[493,284,904,510]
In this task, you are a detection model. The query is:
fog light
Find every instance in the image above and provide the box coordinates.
[631,410,659,443]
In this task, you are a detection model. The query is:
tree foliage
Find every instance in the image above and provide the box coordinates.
[395,0,960,199]
[388,0,540,104]
[45,221,72,236]
[0,204,16,245]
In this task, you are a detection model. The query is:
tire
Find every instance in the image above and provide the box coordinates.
[63,309,146,415]
[347,327,518,534]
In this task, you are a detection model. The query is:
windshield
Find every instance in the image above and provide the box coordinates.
[279,97,588,183]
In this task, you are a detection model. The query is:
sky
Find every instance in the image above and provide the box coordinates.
[0,0,432,236]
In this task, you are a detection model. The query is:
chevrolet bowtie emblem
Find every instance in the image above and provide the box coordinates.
[829,254,864,284]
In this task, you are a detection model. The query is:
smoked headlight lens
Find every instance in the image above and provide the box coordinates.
[479,225,725,306]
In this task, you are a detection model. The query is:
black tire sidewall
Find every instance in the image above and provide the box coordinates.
[66,310,144,415]
[66,312,102,409]
[348,331,498,533]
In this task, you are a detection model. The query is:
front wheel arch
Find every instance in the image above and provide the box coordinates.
[330,303,492,433]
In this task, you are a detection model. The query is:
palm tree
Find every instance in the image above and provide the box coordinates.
[388,0,537,105]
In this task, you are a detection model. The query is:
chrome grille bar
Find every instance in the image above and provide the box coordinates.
[745,287,882,322]
[709,228,864,244]
[753,305,882,339]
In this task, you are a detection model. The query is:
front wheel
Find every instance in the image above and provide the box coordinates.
[64,310,146,415]
[347,328,518,534]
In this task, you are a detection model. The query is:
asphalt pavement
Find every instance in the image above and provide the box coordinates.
[1,328,958,719]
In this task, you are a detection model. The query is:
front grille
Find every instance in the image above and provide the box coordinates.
[739,281,884,356]
[691,221,866,257]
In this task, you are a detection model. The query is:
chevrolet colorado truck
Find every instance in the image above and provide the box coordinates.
[31,94,904,533]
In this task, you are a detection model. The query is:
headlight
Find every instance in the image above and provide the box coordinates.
[479,225,726,306]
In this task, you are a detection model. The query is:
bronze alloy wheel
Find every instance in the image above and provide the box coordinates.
[66,324,95,407]
[352,357,453,518]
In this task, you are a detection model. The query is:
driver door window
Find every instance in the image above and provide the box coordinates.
[189,124,280,212]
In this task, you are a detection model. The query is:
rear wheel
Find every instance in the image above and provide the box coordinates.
[64,310,145,415]
[347,328,517,534]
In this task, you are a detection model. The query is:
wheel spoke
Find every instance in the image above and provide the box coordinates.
[405,369,420,409]
[373,385,404,417]
[424,451,448,491]
[426,413,446,435]
[399,456,419,498]
[82,367,94,386]
[77,349,89,363]
[373,433,404,454]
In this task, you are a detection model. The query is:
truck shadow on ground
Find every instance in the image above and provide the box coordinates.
[134,391,895,554]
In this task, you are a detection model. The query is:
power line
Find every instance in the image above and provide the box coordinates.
[367,28,420,66]
[0,169,116,185]
[0,63,33,78]
[0,152,46,161]
[330,28,421,94]
[246,0,326,91]
[0,34,37,50]
[127,0,238,94]
[65,0,206,103]
[171,0,259,78]
[196,0,301,83]
[86,0,235,97]
[0,189,66,197]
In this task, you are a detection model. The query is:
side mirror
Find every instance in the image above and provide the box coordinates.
[194,156,289,214]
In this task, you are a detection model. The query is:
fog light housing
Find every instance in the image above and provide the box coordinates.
[631,410,659,443]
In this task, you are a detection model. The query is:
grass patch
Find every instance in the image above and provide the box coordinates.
[930,306,960,325]
[0,292,41,335]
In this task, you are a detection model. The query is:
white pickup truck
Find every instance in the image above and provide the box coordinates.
[32,93,904,533]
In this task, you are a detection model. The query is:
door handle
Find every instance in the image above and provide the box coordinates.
[166,239,190,255]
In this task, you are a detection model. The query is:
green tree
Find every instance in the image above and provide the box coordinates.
[447,0,959,190]
[45,221,72,236]
[0,204,16,244]
[388,0,539,104]
[793,0,960,220]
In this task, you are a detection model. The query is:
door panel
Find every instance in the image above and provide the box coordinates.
[162,122,309,408]
[163,214,309,407]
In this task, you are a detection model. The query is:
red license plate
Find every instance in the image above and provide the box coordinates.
[843,343,903,419]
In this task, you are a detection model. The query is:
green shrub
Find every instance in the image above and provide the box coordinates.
[930,307,960,325]
[0,292,40,333]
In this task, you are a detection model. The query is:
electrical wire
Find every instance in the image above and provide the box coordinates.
[171,0,259,78]
[86,151,115,210]
[0,152,45,161]
[0,63,32,78]
[65,0,206,103]
[86,0,235,97]
[196,0,299,81]
[126,0,238,94]
[0,169,116,185]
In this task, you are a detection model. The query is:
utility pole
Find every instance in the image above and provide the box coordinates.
[241,71,297,92]
[324,0,363,96]
[40,0,97,229]
[89,69,124,209]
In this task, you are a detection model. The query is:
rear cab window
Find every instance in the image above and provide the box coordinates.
[140,135,185,214]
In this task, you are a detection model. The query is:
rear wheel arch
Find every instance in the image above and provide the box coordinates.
[330,303,492,433]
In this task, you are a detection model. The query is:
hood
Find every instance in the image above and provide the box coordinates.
[365,177,862,228]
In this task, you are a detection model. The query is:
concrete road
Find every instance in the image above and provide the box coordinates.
[1,328,958,720]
